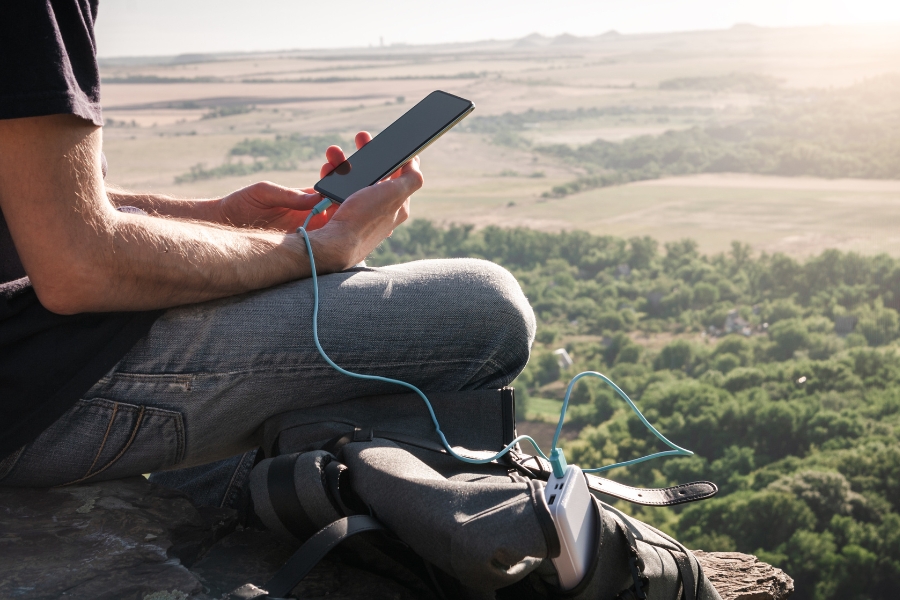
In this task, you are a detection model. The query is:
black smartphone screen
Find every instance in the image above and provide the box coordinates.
[314,90,473,203]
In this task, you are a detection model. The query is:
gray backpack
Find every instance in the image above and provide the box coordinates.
[226,389,721,600]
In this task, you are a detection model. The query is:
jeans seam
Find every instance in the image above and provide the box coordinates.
[84,402,119,477]
[80,398,186,464]
[221,449,256,509]
[58,406,146,486]
[159,407,186,465]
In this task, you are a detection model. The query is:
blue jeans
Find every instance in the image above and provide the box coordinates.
[0,259,535,507]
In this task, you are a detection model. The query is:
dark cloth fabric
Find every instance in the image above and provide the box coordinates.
[0,0,162,457]
[0,0,103,126]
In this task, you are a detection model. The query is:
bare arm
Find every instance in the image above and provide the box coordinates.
[105,186,222,222]
[0,115,419,315]
[106,181,334,232]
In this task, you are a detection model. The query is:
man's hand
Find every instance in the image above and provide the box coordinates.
[209,130,423,269]
[216,182,333,232]
[309,131,423,271]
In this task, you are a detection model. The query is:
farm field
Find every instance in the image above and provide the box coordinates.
[99,22,900,258]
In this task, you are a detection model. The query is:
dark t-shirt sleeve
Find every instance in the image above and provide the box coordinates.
[0,1,163,458]
[0,0,103,126]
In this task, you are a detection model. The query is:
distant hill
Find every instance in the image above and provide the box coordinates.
[551,33,582,45]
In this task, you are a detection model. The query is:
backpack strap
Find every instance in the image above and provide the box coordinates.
[223,515,387,599]
[585,475,717,507]
[266,454,320,539]
[667,549,697,600]
[509,452,718,506]
[613,517,649,600]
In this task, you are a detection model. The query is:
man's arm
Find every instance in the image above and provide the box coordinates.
[0,115,420,315]
[106,181,335,232]
[105,187,222,222]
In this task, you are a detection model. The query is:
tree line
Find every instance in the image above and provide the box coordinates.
[471,74,900,197]
[370,221,900,600]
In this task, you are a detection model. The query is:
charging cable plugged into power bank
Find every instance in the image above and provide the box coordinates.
[545,464,597,589]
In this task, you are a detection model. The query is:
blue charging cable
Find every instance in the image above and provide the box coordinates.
[297,198,692,478]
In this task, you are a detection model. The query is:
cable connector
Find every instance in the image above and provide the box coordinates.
[298,198,334,234]
[549,447,568,479]
[310,197,333,216]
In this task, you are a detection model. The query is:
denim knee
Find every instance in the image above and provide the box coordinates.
[451,258,536,381]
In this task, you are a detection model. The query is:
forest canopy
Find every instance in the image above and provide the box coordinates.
[370,221,900,600]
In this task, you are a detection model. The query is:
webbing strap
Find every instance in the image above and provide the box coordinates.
[267,454,317,540]
[669,549,697,600]
[613,516,648,600]
[264,515,386,597]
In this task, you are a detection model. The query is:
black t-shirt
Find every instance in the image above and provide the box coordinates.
[0,1,162,457]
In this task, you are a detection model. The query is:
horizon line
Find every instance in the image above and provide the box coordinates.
[96,20,900,61]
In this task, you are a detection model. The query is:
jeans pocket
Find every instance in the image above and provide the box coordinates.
[0,398,185,487]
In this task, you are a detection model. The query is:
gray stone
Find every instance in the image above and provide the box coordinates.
[694,551,794,600]
[0,477,792,600]
[0,478,207,600]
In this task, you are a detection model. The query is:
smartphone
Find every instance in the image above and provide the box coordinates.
[314,90,474,204]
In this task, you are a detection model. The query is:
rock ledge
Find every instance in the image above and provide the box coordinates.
[0,478,792,599]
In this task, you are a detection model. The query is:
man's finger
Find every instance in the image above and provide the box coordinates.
[325,145,346,165]
[390,155,420,180]
[320,145,347,178]
[355,131,372,150]
[383,161,424,200]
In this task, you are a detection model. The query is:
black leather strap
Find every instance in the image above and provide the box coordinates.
[510,453,718,506]
[585,474,718,506]
[267,454,317,540]
[264,515,386,597]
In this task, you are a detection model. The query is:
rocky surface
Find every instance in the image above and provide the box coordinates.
[695,551,794,600]
[0,478,792,600]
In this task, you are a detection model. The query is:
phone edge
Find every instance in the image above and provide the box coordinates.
[314,96,474,204]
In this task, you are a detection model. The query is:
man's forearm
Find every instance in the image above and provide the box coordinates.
[20,199,339,314]
[107,186,223,223]
[60,209,321,312]
[0,115,340,314]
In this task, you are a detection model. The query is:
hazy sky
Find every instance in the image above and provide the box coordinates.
[95,0,900,57]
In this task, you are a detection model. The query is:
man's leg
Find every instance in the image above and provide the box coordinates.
[0,259,535,488]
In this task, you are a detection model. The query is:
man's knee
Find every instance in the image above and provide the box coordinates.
[452,258,536,344]
[427,258,535,381]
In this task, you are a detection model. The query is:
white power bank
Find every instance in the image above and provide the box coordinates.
[545,464,597,590]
